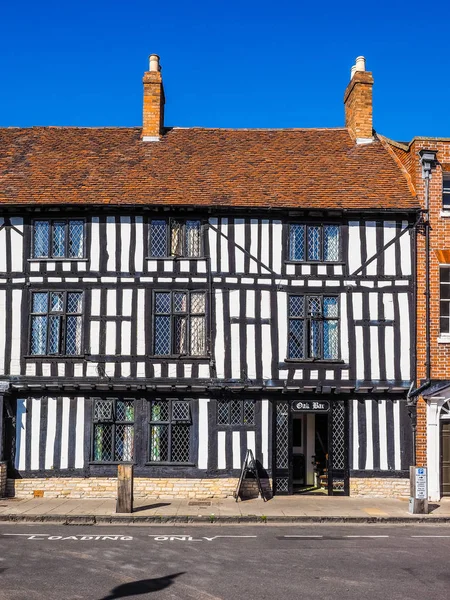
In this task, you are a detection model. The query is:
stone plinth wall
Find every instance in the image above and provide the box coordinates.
[0,462,7,498]
[6,477,272,500]
[350,477,409,498]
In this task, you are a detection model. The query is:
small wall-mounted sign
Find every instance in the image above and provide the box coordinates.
[291,400,330,412]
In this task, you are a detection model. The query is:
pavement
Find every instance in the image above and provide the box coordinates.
[2,523,450,599]
[2,495,450,523]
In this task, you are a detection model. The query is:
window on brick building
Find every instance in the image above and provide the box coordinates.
[443,176,450,210]
[440,267,450,334]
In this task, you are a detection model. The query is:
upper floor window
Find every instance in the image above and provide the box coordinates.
[92,398,134,462]
[153,291,206,356]
[149,219,202,258]
[288,295,339,360]
[32,219,84,259]
[288,224,340,262]
[30,291,83,355]
[440,267,450,334]
[443,175,450,210]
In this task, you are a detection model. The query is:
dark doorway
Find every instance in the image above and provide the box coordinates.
[441,421,450,496]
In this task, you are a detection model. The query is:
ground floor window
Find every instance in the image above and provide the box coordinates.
[92,398,134,462]
[148,399,192,463]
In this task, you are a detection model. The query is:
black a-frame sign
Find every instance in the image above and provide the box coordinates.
[234,449,267,502]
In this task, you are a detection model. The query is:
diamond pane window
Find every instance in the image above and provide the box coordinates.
[288,294,339,360]
[32,219,85,259]
[30,291,83,355]
[149,399,192,463]
[216,399,255,426]
[92,399,135,462]
[150,220,168,257]
[153,291,207,356]
[288,224,340,262]
[149,219,202,258]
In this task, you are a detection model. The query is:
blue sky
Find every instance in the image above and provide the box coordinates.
[1,0,449,141]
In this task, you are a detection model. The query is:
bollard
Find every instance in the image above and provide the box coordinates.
[116,464,133,513]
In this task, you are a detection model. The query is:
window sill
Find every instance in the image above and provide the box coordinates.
[150,355,210,361]
[440,211,450,218]
[284,261,345,266]
[89,461,135,466]
[145,462,196,467]
[438,336,450,344]
[283,358,345,364]
[28,258,88,262]
[25,355,85,360]
[145,257,206,261]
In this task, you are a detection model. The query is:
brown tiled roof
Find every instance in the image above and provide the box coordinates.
[0,126,418,210]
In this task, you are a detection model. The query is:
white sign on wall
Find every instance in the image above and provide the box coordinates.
[415,467,427,500]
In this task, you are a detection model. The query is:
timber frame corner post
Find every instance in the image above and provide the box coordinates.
[116,464,134,513]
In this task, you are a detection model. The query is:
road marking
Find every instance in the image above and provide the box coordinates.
[410,535,450,538]
[2,533,132,541]
[282,535,323,538]
[148,535,257,542]
[346,535,390,538]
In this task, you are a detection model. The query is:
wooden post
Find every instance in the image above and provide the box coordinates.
[116,464,133,513]
[0,395,4,462]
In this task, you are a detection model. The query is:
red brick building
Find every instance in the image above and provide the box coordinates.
[387,137,450,499]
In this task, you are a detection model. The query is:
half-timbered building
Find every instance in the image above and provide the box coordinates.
[0,56,418,499]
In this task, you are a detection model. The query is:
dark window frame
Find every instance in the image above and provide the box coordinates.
[148,218,204,258]
[440,266,450,334]
[287,293,340,361]
[216,399,256,427]
[147,398,193,465]
[91,397,135,464]
[29,290,84,357]
[443,175,450,210]
[286,222,341,263]
[151,289,208,358]
[31,218,86,259]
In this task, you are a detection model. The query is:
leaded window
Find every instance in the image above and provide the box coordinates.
[217,400,256,426]
[288,224,340,262]
[440,267,450,334]
[32,219,84,259]
[153,291,206,356]
[149,219,202,257]
[30,291,83,355]
[288,295,339,360]
[92,398,134,462]
[149,399,192,463]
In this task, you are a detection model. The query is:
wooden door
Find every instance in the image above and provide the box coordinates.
[441,421,450,497]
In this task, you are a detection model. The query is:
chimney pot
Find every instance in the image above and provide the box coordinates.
[354,56,366,73]
[149,54,161,72]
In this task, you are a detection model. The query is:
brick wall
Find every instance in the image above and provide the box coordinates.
[350,477,409,498]
[6,477,272,500]
[413,140,450,465]
[142,69,164,138]
[0,462,7,498]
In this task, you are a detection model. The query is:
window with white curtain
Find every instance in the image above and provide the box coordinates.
[30,291,83,355]
[153,291,206,356]
[288,224,340,262]
[149,219,202,258]
[32,219,84,259]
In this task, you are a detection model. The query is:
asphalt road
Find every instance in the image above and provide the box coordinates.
[1,524,450,599]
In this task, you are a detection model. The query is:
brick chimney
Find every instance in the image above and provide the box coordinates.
[142,54,165,141]
[343,56,374,143]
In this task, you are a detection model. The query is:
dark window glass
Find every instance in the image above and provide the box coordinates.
[93,399,134,462]
[149,399,191,463]
[149,219,202,258]
[30,291,83,356]
[440,267,450,334]
[288,224,340,262]
[288,295,339,360]
[217,400,255,426]
[443,176,450,209]
[32,220,84,259]
[153,291,206,356]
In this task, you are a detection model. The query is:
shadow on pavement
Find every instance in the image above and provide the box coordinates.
[132,502,171,513]
[98,572,185,599]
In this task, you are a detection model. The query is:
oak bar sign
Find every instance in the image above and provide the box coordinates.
[292,400,330,412]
